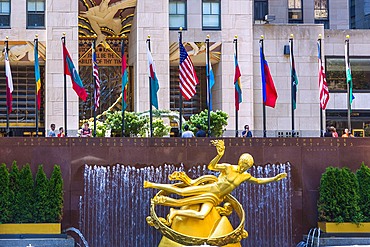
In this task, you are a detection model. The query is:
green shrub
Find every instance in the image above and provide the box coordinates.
[187,109,228,137]
[0,163,10,223]
[34,165,49,223]
[9,162,21,223]
[152,118,171,137]
[105,111,148,137]
[318,166,363,223]
[47,165,64,223]
[18,164,35,223]
[356,163,370,221]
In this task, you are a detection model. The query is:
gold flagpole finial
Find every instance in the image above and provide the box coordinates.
[5,36,8,40]
[206,34,210,39]
[346,35,350,39]
[260,35,264,39]
[234,35,238,39]
[290,34,294,39]
[62,32,66,37]
[179,27,183,31]
[147,35,151,39]
[35,34,39,38]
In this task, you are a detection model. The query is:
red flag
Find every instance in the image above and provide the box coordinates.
[62,42,88,101]
[318,40,329,110]
[179,42,198,100]
[260,43,278,108]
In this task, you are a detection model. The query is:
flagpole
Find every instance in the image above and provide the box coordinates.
[206,35,211,137]
[260,36,267,138]
[121,35,126,137]
[147,36,154,137]
[34,35,39,137]
[289,34,295,137]
[61,33,68,137]
[345,35,351,132]
[318,34,324,137]
[92,37,97,137]
[178,28,183,136]
[233,36,239,137]
[5,36,10,137]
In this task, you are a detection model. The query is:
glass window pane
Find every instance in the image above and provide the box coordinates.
[289,9,302,20]
[203,2,210,14]
[211,2,219,14]
[288,0,295,8]
[36,1,45,11]
[28,2,36,11]
[177,2,185,14]
[169,3,177,14]
[1,2,10,13]
[203,15,219,27]
[170,15,185,28]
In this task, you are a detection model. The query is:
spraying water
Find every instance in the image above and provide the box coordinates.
[79,163,292,247]
[64,227,89,247]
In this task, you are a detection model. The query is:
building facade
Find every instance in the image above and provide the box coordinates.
[1,0,370,137]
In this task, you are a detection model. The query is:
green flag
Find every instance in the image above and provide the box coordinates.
[345,40,353,106]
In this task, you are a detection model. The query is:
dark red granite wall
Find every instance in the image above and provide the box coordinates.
[0,137,368,244]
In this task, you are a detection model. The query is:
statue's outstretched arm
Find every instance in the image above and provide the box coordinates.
[208,140,226,171]
[248,172,287,185]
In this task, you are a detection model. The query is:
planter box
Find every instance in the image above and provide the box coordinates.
[0,223,61,234]
[318,222,370,233]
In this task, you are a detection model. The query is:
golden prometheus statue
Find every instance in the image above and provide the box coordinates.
[144,140,287,246]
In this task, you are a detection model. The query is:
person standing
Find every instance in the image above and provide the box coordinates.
[242,125,252,137]
[57,127,65,137]
[182,125,194,138]
[80,123,92,137]
[341,128,354,138]
[195,124,206,137]
[48,124,56,137]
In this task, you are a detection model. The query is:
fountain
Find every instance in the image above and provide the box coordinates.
[79,161,292,246]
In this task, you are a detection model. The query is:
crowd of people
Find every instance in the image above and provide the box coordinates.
[324,126,354,138]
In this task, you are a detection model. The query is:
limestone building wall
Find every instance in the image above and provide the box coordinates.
[46,0,80,136]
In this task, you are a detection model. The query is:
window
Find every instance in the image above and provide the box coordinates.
[169,0,187,30]
[326,57,370,91]
[0,0,10,28]
[288,0,303,23]
[254,0,268,21]
[202,0,221,30]
[27,0,45,28]
[314,0,329,28]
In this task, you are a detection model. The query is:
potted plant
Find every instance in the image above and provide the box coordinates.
[0,162,63,234]
[317,166,369,233]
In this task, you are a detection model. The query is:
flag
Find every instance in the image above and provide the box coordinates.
[179,42,199,100]
[234,55,242,111]
[345,40,354,106]
[206,62,215,111]
[147,45,159,109]
[289,39,298,110]
[62,42,88,101]
[34,39,41,110]
[92,42,100,111]
[5,47,13,114]
[121,40,128,110]
[260,42,278,108]
[317,40,329,110]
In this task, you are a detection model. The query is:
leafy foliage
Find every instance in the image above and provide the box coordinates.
[152,118,171,137]
[318,166,363,223]
[34,165,49,223]
[47,165,64,223]
[88,120,107,137]
[105,111,149,137]
[187,109,228,137]
[0,163,10,223]
[1,162,64,223]
[356,163,370,221]
[18,164,35,223]
[8,162,21,223]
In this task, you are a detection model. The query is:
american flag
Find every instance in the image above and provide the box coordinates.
[92,43,100,111]
[317,40,329,110]
[179,42,198,100]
